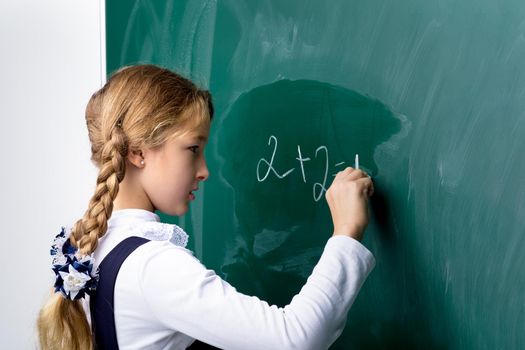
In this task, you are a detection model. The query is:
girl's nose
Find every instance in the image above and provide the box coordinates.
[197,157,209,181]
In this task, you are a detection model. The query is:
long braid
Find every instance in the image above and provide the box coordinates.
[37,126,128,350]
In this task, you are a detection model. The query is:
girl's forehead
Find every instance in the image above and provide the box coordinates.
[165,104,211,143]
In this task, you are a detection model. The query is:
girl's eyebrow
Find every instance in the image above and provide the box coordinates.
[193,135,208,142]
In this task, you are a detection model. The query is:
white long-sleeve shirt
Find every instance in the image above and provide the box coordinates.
[83,209,375,350]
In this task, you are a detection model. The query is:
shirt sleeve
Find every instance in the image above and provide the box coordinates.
[138,235,375,350]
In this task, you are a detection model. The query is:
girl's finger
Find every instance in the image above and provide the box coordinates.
[346,169,369,181]
[355,177,374,197]
[333,166,355,179]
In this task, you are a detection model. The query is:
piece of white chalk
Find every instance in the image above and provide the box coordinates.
[355,154,359,169]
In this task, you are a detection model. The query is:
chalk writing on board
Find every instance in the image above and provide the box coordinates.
[256,135,347,202]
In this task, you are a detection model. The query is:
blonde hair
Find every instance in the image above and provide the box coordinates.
[37,64,213,350]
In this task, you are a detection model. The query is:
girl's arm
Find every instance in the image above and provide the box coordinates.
[133,235,374,350]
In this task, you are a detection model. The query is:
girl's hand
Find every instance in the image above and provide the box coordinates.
[325,167,374,241]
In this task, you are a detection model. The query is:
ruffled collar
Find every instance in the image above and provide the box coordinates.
[106,209,188,248]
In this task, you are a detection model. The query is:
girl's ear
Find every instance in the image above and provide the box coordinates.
[128,148,145,168]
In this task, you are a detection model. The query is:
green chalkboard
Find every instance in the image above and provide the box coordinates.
[106,1,525,348]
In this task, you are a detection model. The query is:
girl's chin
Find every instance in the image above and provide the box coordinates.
[162,203,189,217]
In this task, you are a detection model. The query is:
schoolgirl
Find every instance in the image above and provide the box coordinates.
[37,64,375,350]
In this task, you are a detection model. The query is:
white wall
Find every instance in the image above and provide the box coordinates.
[0,0,104,348]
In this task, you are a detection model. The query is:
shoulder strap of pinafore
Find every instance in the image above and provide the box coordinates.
[90,236,150,350]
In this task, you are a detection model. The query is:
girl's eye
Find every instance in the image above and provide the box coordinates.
[189,146,199,154]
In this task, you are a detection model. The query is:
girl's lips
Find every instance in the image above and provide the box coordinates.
[189,187,198,200]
